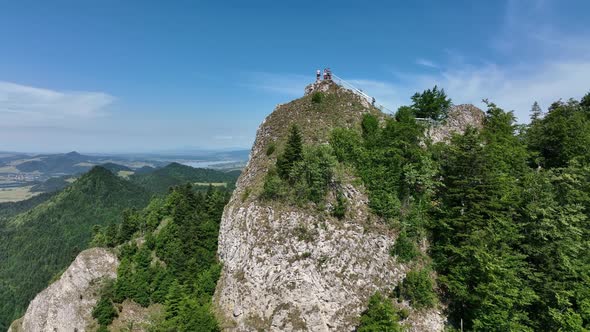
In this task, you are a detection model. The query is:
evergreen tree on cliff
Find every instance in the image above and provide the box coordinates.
[277,124,303,180]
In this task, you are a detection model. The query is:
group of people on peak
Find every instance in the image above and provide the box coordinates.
[316,68,332,81]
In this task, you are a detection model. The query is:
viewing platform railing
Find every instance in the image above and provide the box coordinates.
[330,74,395,114]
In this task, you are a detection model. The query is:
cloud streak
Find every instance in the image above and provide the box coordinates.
[0,81,115,124]
[351,0,590,122]
[416,58,438,69]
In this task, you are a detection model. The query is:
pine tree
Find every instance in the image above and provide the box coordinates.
[92,295,118,326]
[530,101,543,121]
[118,208,139,243]
[113,258,135,302]
[357,293,403,332]
[276,125,303,180]
[165,280,184,319]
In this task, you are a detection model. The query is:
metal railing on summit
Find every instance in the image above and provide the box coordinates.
[330,74,395,115]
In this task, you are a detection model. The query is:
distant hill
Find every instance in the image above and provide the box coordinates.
[133,165,156,175]
[15,151,93,174]
[99,162,132,174]
[29,176,72,193]
[0,166,151,330]
[130,162,240,194]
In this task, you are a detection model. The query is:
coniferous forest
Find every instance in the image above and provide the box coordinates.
[353,91,590,331]
[90,185,229,331]
[262,88,590,331]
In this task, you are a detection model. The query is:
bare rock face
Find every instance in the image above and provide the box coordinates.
[9,248,119,332]
[214,82,444,331]
[428,104,485,143]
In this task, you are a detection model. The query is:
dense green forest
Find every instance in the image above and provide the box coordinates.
[91,184,229,331]
[263,87,590,330]
[356,92,590,330]
[0,192,55,224]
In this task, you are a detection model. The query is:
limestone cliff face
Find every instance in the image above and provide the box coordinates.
[428,104,485,143]
[214,81,445,331]
[9,248,119,332]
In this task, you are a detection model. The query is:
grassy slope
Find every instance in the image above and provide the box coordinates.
[0,166,151,330]
[241,81,385,197]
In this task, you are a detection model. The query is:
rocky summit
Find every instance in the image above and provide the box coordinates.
[214,80,480,331]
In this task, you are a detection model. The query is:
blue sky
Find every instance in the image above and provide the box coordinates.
[1,0,589,153]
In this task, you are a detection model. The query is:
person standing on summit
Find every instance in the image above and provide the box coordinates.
[316,69,321,81]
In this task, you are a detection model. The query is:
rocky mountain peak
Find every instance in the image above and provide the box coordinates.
[214,81,445,331]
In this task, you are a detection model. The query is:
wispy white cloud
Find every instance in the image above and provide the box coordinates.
[347,59,590,122]
[416,58,438,69]
[0,81,115,124]
[351,0,590,122]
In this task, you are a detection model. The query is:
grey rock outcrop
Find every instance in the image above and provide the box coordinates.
[214,81,444,331]
[9,248,119,332]
[428,104,485,143]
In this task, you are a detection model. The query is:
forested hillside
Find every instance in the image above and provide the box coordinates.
[89,185,229,331]
[0,192,55,224]
[0,167,151,330]
[329,90,590,330]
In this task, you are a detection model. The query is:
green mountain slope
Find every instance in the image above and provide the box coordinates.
[0,166,151,330]
[130,162,240,194]
[0,192,56,225]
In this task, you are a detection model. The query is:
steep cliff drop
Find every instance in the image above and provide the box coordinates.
[214,80,452,331]
[9,248,119,332]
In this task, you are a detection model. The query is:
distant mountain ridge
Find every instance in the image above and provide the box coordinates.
[130,162,240,194]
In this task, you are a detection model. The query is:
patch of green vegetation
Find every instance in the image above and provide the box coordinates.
[311,92,324,104]
[294,224,316,242]
[398,268,436,309]
[93,280,118,327]
[331,190,347,220]
[357,292,404,332]
[390,232,420,263]
[91,184,229,331]
[266,142,276,156]
[263,125,337,205]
